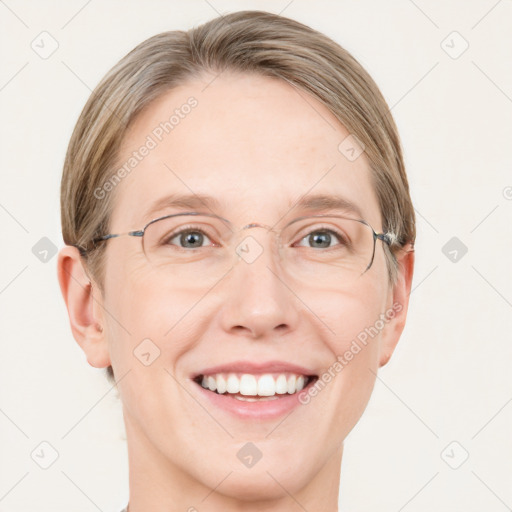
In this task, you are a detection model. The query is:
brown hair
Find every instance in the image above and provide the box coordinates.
[60,10,416,384]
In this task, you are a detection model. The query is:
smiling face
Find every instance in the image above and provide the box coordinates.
[64,71,412,507]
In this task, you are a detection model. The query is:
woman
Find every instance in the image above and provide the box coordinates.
[57,10,415,511]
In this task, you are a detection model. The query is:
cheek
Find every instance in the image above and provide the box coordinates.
[103,244,186,334]
[103,265,207,375]
[325,292,382,390]
[314,277,388,353]
[299,286,387,436]
[102,275,197,422]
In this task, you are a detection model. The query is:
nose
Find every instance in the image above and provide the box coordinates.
[218,226,300,339]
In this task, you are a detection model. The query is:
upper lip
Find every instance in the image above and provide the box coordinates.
[191,360,318,379]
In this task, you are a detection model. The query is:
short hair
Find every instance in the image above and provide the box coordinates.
[60,10,416,384]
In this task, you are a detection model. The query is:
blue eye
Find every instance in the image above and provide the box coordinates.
[167,228,213,249]
[296,228,349,249]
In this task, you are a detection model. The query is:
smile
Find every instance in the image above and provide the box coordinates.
[194,372,316,399]
[192,372,319,419]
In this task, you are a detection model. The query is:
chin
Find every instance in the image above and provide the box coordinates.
[204,469,308,502]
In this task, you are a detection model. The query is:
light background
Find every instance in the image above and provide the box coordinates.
[1,1,511,511]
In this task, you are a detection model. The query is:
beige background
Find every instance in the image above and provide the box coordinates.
[1,0,511,510]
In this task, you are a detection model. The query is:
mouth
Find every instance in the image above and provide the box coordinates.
[192,372,319,401]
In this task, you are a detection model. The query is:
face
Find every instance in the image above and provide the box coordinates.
[76,72,411,502]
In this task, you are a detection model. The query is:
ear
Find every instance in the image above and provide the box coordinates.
[57,245,111,368]
[378,244,415,367]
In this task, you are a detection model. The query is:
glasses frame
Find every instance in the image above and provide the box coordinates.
[81,211,397,274]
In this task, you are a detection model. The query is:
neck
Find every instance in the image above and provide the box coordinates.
[123,411,343,512]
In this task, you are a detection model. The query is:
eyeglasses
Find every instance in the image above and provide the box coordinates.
[83,212,397,291]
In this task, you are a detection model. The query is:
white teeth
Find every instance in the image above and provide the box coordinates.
[287,374,296,394]
[216,374,227,394]
[275,374,288,394]
[207,376,217,392]
[257,374,276,396]
[199,372,311,397]
[234,395,279,401]
[226,374,240,394]
[240,374,258,395]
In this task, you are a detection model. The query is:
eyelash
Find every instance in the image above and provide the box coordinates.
[295,226,349,249]
[164,224,349,249]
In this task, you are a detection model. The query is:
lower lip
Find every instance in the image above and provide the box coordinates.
[191,378,317,420]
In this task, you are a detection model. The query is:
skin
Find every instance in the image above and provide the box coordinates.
[58,71,414,512]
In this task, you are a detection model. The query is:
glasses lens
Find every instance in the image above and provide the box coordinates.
[142,214,376,290]
[279,215,375,289]
[142,214,233,287]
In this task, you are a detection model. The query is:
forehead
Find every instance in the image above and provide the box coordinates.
[110,71,381,230]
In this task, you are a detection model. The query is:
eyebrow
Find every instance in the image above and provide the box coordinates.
[291,193,364,219]
[143,192,364,223]
[143,193,222,221]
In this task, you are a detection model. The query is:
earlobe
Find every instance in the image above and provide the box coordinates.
[57,246,111,369]
[378,244,415,368]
